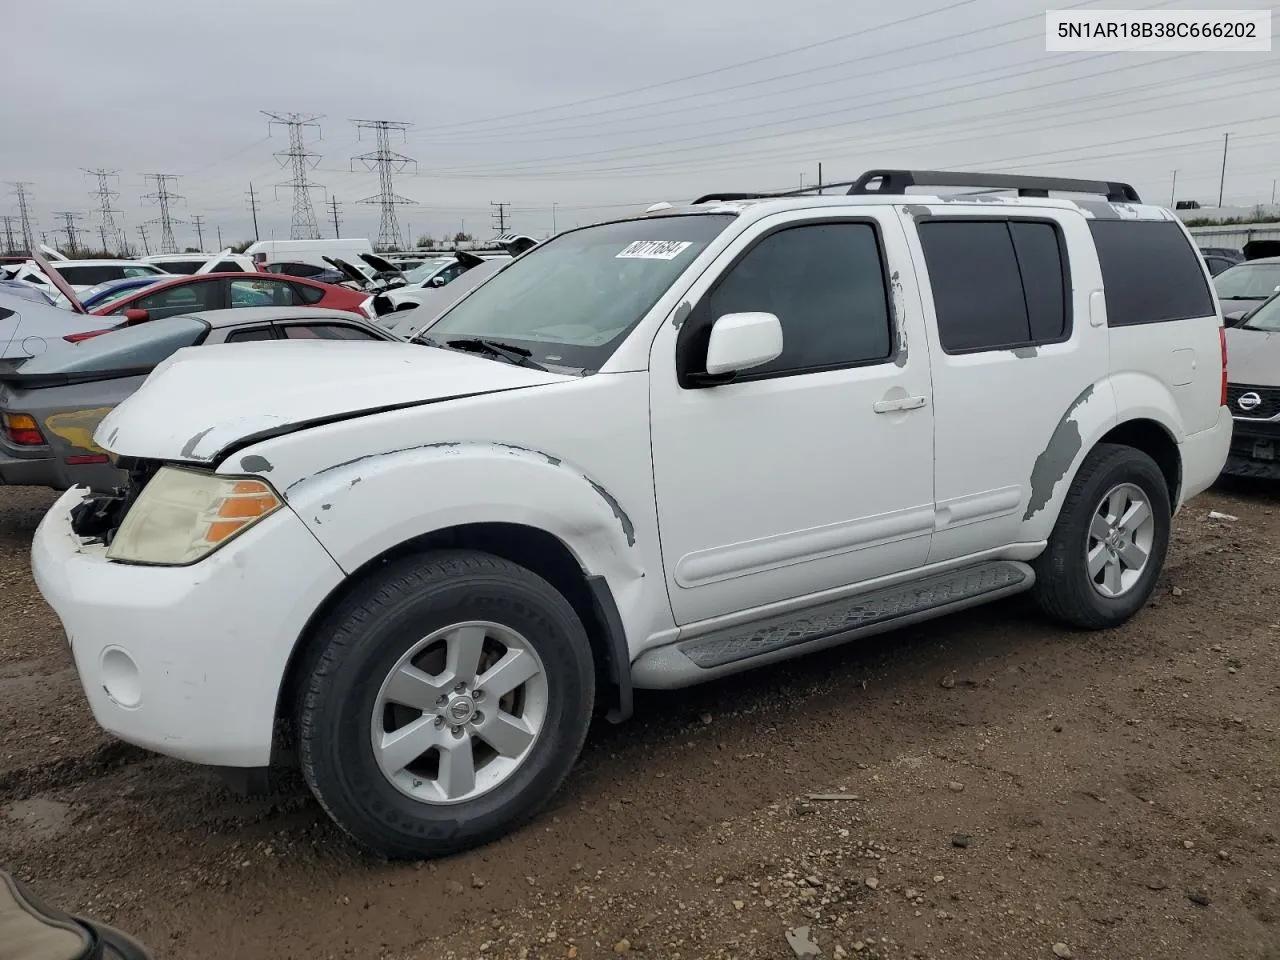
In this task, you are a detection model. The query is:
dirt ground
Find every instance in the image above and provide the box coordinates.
[1,483,1278,960]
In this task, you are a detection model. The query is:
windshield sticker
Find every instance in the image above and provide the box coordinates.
[616,240,693,260]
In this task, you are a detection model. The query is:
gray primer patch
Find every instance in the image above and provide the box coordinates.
[587,478,636,547]
[1075,199,1118,220]
[179,426,215,459]
[1023,384,1095,521]
[671,300,692,328]
[321,503,332,511]
[902,204,931,219]
[889,271,908,368]
[240,454,273,473]
[1011,346,1038,359]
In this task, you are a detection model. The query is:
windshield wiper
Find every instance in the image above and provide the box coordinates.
[442,338,549,371]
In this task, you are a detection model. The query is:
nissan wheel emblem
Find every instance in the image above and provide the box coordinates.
[1237,391,1263,412]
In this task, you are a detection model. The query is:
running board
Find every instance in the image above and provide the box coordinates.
[631,560,1034,690]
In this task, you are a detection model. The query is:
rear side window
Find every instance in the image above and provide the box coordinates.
[280,323,383,341]
[291,282,325,304]
[214,261,246,273]
[154,261,204,274]
[1089,220,1214,325]
[917,219,1071,353]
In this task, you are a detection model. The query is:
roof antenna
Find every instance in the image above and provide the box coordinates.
[645,202,673,213]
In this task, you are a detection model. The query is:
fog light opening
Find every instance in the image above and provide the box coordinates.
[101,647,142,708]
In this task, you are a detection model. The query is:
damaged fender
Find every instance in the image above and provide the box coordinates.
[279,440,650,641]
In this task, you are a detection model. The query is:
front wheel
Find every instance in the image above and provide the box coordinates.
[298,550,596,859]
[1032,443,1172,630]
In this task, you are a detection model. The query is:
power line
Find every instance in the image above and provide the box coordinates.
[84,168,124,255]
[351,118,417,249]
[246,182,261,241]
[329,196,342,238]
[490,201,509,235]
[192,214,206,250]
[52,211,87,255]
[141,173,184,254]
[264,111,325,240]
[7,182,35,252]
[422,0,983,135]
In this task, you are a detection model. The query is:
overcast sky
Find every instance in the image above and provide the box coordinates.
[5,0,1278,253]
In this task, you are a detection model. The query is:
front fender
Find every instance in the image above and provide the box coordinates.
[281,440,650,633]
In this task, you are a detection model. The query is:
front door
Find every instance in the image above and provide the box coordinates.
[648,211,936,626]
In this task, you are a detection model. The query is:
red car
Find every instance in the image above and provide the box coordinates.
[87,272,372,327]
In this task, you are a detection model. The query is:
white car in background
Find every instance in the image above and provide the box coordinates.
[39,260,170,293]
[141,252,256,274]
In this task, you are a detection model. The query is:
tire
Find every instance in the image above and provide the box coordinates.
[1031,442,1172,630]
[298,549,596,859]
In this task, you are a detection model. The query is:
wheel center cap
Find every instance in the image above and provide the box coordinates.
[445,694,477,725]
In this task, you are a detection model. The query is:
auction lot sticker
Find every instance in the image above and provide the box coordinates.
[617,240,693,260]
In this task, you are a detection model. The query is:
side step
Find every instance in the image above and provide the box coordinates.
[631,560,1034,690]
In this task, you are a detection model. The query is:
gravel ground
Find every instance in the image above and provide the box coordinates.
[1,482,1277,960]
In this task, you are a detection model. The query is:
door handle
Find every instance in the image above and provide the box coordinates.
[873,395,928,414]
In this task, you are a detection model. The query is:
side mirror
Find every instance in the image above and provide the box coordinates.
[123,308,150,325]
[429,276,446,287]
[704,312,783,377]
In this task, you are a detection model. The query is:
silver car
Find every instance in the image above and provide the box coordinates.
[0,306,402,491]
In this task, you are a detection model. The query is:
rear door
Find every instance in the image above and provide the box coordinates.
[108,279,224,321]
[905,205,1108,562]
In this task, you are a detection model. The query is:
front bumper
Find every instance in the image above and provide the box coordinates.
[32,487,346,768]
[1222,415,1280,480]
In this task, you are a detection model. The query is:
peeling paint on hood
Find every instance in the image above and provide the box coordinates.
[92,339,574,464]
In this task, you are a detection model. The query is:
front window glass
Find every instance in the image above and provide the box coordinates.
[421,214,734,370]
[1242,293,1280,331]
[1215,262,1280,300]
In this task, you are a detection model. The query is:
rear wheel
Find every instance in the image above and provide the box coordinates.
[298,550,595,859]
[1032,443,1172,629]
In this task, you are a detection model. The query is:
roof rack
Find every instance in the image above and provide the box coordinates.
[847,169,1141,203]
[691,169,1141,206]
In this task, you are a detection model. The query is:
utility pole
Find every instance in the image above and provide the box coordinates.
[246,182,261,241]
[490,201,509,235]
[0,216,17,255]
[53,211,86,255]
[84,169,123,254]
[1170,170,1177,207]
[136,225,151,256]
[1218,132,1230,208]
[217,224,224,249]
[351,118,417,250]
[263,111,325,240]
[7,182,35,252]
[141,173,184,254]
[192,214,206,251]
[818,162,824,195]
[552,202,558,235]
[329,196,341,238]
[1272,179,1277,205]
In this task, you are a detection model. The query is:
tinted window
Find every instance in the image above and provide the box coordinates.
[701,222,892,376]
[225,327,276,343]
[214,261,246,273]
[118,280,220,320]
[153,260,204,274]
[292,282,325,304]
[18,316,206,374]
[230,278,296,307]
[268,262,321,278]
[281,323,382,341]
[919,221,1029,352]
[1010,221,1068,342]
[54,265,123,285]
[1089,220,1215,324]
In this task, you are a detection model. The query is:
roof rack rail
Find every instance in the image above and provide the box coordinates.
[691,181,862,204]
[847,169,1141,204]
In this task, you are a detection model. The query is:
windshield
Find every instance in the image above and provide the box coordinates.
[1214,262,1280,300]
[420,214,735,370]
[403,259,452,284]
[1242,293,1280,331]
[18,315,207,375]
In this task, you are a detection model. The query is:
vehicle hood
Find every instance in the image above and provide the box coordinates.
[93,339,575,464]
[1226,327,1280,387]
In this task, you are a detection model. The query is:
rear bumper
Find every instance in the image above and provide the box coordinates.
[1179,406,1234,502]
[1222,414,1280,479]
[0,451,57,486]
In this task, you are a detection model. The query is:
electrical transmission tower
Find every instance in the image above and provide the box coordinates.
[84,169,123,254]
[329,197,342,238]
[490,202,510,235]
[0,216,17,255]
[264,111,325,240]
[141,173,184,254]
[53,212,87,255]
[7,182,35,252]
[351,119,417,250]
[192,214,206,250]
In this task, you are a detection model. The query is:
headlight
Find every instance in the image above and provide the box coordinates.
[106,466,283,565]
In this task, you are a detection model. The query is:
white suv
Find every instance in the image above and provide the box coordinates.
[32,169,1232,860]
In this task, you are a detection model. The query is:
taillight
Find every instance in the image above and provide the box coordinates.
[3,413,45,446]
[64,329,110,343]
[1219,326,1229,406]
